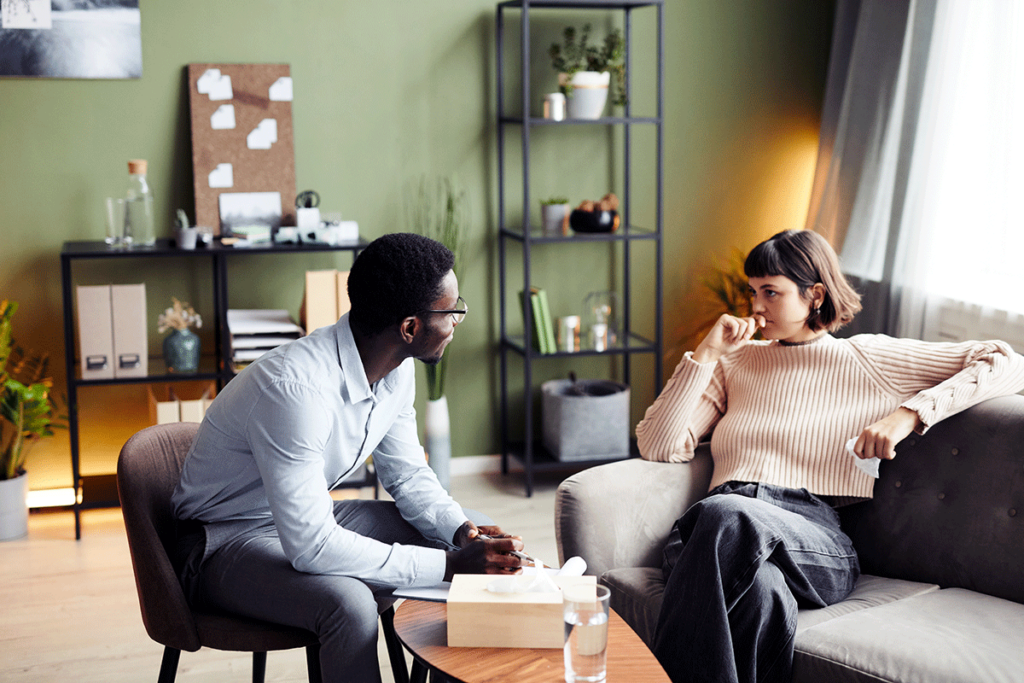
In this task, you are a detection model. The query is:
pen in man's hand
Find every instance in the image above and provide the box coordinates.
[476,533,537,564]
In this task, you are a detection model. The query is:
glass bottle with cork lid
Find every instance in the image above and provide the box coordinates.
[124,159,156,247]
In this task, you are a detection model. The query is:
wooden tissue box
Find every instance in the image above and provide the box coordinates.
[447,574,596,649]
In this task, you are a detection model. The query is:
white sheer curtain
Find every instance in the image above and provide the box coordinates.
[807,0,1024,351]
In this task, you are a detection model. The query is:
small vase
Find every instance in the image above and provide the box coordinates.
[0,473,29,542]
[163,328,200,373]
[424,395,451,491]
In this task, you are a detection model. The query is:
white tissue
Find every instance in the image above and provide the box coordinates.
[557,556,587,577]
[846,437,880,479]
[487,570,560,594]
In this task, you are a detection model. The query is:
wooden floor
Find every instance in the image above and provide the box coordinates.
[0,469,567,683]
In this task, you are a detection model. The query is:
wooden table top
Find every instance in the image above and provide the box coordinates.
[393,598,670,683]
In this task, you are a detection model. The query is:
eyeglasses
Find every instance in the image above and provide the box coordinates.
[421,296,468,324]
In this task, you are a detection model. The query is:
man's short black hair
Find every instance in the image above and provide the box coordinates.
[347,232,455,336]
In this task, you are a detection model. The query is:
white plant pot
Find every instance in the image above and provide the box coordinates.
[424,395,451,491]
[0,473,29,541]
[559,71,611,120]
[540,203,570,235]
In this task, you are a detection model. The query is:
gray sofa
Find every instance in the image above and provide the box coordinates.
[555,395,1024,683]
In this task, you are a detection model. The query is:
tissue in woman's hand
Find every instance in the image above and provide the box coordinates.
[846,437,880,478]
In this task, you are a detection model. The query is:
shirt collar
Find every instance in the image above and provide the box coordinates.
[335,313,375,404]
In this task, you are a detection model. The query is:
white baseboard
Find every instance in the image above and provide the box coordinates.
[450,454,524,477]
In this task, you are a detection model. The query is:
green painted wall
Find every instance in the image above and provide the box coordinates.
[0,0,833,490]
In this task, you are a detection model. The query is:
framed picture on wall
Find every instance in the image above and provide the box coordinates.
[0,0,142,79]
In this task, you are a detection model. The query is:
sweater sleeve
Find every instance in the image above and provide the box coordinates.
[851,335,1024,433]
[636,352,726,463]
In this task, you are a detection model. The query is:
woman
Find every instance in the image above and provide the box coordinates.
[636,229,1024,683]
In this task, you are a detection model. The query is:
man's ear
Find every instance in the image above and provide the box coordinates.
[399,315,421,344]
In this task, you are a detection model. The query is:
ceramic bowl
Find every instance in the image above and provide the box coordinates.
[569,209,619,233]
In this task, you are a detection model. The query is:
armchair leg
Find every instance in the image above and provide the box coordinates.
[306,643,323,683]
[157,647,180,683]
[252,651,267,683]
[381,605,410,683]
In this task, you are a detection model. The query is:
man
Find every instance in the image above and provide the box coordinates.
[171,233,524,682]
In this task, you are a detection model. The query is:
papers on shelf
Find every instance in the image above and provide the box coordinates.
[227,309,303,368]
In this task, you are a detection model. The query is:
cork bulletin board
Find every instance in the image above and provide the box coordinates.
[187,63,296,234]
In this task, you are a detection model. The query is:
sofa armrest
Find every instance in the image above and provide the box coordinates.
[555,446,713,577]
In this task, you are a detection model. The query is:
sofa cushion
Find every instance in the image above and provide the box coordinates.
[601,567,665,649]
[794,588,1024,683]
[795,574,939,632]
[601,568,938,651]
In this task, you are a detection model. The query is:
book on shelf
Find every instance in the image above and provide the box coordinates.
[520,287,557,354]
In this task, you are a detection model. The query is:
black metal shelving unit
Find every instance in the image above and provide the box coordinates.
[496,0,664,496]
[59,237,370,538]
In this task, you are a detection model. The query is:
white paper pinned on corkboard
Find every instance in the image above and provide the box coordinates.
[187,63,296,234]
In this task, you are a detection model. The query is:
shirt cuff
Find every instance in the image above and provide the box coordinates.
[411,547,450,587]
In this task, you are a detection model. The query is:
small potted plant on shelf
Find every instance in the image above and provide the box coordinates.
[549,23,627,119]
[158,298,203,373]
[0,300,65,541]
[540,196,571,235]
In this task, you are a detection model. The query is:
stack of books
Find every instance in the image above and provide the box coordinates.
[522,287,557,354]
[227,309,304,370]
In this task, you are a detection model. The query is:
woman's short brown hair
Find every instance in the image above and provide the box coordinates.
[744,229,862,332]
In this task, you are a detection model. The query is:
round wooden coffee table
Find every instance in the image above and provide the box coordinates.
[393,598,669,683]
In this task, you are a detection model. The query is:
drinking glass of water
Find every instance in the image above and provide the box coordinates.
[563,584,610,682]
[104,197,126,248]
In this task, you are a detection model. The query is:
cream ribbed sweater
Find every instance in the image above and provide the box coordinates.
[636,334,1024,499]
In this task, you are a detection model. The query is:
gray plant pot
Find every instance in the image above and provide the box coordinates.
[542,379,630,461]
[0,473,29,541]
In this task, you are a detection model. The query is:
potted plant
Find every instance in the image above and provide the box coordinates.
[1,300,64,541]
[158,298,203,373]
[549,23,627,119]
[407,176,468,491]
[540,196,571,235]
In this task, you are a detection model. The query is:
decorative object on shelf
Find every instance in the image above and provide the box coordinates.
[407,176,468,491]
[584,290,620,352]
[158,298,203,373]
[540,197,571,235]
[541,377,630,462]
[557,315,582,353]
[543,92,566,121]
[125,159,156,247]
[569,193,620,233]
[104,197,127,249]
[0,300,65,541]
[549,23,627,119]
[174,209,198,250]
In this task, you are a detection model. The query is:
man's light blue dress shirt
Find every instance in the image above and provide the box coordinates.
[171,313,467,588]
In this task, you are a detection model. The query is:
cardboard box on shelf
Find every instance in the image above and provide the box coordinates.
[148,383,216,425]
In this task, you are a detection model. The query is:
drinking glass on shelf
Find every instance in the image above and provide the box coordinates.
[104,197,127,248]
[564,584,610,682]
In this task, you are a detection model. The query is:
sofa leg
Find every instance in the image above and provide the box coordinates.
[252,651,267,683]
[157,647,180,683]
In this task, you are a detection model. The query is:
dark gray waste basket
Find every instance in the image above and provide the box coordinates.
[541,379,630,461]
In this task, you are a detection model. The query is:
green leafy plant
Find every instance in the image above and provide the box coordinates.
[174,208,190,230]
[549,23,627,106]
[540,196,570,205]
[407,176,468,401]
[0,300,65,481]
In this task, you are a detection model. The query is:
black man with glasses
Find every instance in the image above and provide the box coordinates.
[171,233,523,683]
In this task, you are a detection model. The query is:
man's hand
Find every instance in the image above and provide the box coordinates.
[692,314,765,364]
[853,407,922,460]
[445,521,525,581]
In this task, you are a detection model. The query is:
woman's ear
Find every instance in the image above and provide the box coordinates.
[810,283,827,309]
